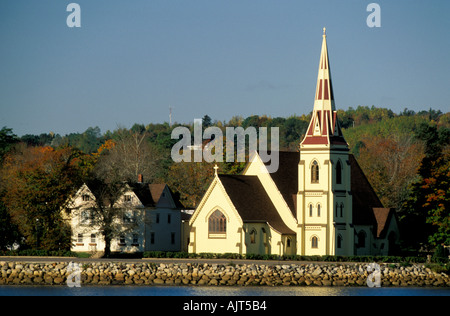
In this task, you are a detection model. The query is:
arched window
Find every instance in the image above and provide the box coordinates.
[286,238,291,248]
[357,231,366,248]
[317,204,321,217]
[309,204,313,217]
[311,236,318,248]
[336,160,342,184]
[311,160,319,183]
[340,203,344,217]
[250,229,256,244]
[337,234,343,248]
[208,210,226,234]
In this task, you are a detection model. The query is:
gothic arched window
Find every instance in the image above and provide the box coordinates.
[311,236,318,248]
[250,229,256,244]
[311,160,319,183]
[357,231,366,248]
[337,234,343,248]
[336,160,342,184]
[208,210,226,234]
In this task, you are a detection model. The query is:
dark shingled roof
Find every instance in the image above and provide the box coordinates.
[127,183,185,209]
[218,174,295,235]
[264,151,299,218]
[349,154,383,226]
[373,208,396,238]
[349,154,394,237]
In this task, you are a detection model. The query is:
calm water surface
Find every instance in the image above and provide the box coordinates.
[0,285,449,296]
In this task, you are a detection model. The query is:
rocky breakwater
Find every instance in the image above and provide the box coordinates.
[0,261,449,287]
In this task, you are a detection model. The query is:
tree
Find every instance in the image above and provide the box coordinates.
[356,135,424,210]
[166,161,214,208]
[202,115,212,128]
[422,148,449,246]
[0,199,21,250]
[0,145,82,250]
[70,179,142,257]
[96,129,164,184]
[0,127,18,162]
[401,122,450,250]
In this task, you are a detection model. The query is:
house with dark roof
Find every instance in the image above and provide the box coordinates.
[67,180,185,254]
[188,29,399,256]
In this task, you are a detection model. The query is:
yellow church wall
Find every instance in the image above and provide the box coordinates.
[304,227,327,256]
[188,179,244,254]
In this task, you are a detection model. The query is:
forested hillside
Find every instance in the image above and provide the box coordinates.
[0,106,449,253]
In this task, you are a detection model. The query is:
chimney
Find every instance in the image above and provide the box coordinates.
[137,174,143,183]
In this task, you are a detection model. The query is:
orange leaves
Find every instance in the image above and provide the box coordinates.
[92,139,116,158]
[357,135,425,209]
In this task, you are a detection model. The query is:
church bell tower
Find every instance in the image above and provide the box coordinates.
[297,28,354,256]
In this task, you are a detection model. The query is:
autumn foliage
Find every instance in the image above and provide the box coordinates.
[0,145,82,250]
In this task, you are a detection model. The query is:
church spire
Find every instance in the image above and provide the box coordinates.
[301,28,348,149]
[314,27,335,112]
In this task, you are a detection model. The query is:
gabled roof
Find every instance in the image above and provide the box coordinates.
[350,154,395,237]
[263,151,299,218]
[373,208,396,238]
[129,183,184,209]
[80,181,184,209]
[350,154,383,227]
[218,174,295,235]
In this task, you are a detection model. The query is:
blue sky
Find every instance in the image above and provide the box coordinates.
[1,0,449,136]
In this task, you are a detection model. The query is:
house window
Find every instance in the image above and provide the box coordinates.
[90,234,96,243]
[132,234,139,245]
[82,194,91,202]
[171,232,175,244]
[311,160,319,183]
[123,210,134,223]
[119,235,126,245]
[168,214,171,224]
[208,210,226,236]
[150,232,155,244]
[336,160,342,184]
[77,234,83,243]
[80,210,92,225]
[311,236,318,248]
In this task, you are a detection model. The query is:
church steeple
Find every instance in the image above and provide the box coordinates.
[314,27,335,112]
[300,28,347,149]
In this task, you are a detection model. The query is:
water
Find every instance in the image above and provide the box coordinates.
[0,285,449,296]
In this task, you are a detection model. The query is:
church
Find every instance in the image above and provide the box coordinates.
[188,29,400,257]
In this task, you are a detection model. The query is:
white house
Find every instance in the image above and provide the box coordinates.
[67,180,185,254]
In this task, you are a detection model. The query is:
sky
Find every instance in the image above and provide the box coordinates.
[1,0,449,136]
